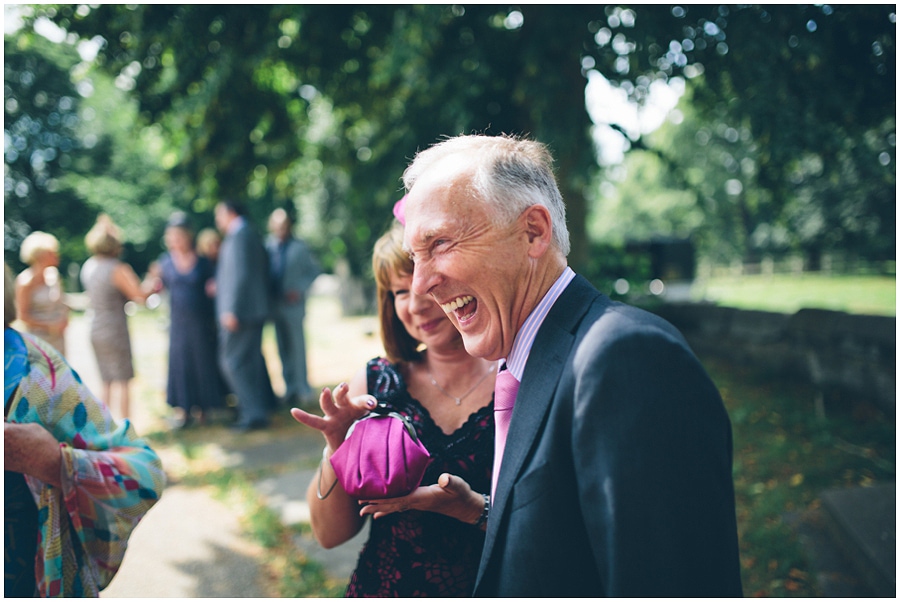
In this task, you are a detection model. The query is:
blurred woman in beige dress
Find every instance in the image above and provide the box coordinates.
[15,231,69,355]
[80,215,155,421]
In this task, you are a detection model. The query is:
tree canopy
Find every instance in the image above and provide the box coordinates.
[6,4,895,287]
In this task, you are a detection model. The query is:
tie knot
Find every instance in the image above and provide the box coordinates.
[494,369,519,411]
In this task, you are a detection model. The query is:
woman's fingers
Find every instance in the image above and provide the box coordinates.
[358,501,405,519]
[319,386,337,415]
[437,473,472,496]
[330,383,376,418]
[293,386,377,450]
[352,394,378,413]
[289,407,326,431]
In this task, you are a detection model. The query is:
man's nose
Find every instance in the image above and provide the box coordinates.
[411,261,438,298]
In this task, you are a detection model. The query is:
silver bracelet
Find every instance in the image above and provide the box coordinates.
[316,446,339,500]
[472,493,490,527]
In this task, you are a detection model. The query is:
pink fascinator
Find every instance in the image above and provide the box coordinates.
[392,195,407,226]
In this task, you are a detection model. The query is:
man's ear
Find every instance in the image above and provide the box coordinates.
[522,204,553,258]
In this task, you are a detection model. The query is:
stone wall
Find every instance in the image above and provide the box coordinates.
[650,303,896,417]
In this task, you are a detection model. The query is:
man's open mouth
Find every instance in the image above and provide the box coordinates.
[441,295,476,321]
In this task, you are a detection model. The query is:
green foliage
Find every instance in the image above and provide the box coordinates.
[23,5,604,275]
[648,80,893,265]
[589,149,704,245]
[11,4,896,281]
[4,33,96,274]
[634,6,895,264]
[4,25,181,277]
[581,240,655,299]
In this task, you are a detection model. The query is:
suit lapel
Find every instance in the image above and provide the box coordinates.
[475,276,603,590]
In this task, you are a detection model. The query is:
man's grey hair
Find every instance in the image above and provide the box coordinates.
[402,134,570,256]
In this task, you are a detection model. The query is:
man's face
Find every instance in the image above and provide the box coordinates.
[214,204,229,233]
[403,166,532,361]
[164,227,191,253]
[269,215,291,241]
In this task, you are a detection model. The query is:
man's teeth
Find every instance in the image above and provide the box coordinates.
[441,295,474,313]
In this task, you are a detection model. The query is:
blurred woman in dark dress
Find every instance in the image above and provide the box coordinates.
[149,213,223,427]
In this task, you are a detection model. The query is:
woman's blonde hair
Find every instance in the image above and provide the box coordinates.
[19,231,59,265]
[196,228,221,259]
[372,220,422,364]
[85,214,123,257]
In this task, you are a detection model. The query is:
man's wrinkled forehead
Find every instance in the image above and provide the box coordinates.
[401,159,474,252]
[401,192,450,255]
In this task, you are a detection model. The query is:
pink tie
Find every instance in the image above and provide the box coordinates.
[491,366,520,500]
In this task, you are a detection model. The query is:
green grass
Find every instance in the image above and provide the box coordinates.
[692,273,896,316]
[706,356,895,597]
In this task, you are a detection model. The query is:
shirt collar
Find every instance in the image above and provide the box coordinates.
[227,216,246,235]
[502,266,576,381]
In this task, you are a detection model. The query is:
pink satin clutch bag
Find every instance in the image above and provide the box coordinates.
[330,405,432,499]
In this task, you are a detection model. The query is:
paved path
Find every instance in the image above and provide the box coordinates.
[99,428,370,598]
[101,486,270,598]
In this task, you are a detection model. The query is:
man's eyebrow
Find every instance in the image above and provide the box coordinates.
[404,228,439,255]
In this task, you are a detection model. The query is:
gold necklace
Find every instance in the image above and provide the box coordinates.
[427,363,496,405]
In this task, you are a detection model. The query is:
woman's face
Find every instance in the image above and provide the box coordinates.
[36,249,59,268]
[164,227,192,253]
[389,270,461,352]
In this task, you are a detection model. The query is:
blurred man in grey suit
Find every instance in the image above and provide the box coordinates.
[266,208,321,406]
[215,200,275,431]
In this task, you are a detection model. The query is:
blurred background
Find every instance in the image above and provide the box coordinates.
[4,5,895,597]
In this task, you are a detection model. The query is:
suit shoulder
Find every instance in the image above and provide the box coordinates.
[545,276,689,351]
[566,299,697,374]
[590,298,683,335]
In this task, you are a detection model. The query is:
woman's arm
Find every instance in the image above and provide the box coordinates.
[15,271,37,327]
[4,421,63,487]
[7,336,166,594]
[291,369,373,548]
[144,260,164,292]
[111,262,153,303]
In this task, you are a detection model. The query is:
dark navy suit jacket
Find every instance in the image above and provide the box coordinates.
[473,275,743,597]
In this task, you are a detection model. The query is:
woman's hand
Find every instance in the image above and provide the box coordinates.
[4,422,63,488]
[220,312,239,333]
[290,383,376,453]
[358,473,484,525]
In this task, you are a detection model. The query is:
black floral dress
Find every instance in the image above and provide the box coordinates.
[345,357,494,597]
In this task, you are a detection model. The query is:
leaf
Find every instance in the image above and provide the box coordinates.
[788,568,808,581]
